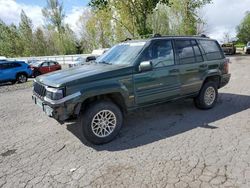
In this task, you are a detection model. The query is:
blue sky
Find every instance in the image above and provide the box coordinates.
[16,0,89,13]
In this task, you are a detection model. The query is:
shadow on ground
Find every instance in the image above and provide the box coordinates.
[66,93,250,151]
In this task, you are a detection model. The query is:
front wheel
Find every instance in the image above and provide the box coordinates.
[79,101,123,144]
[194,81,218,110]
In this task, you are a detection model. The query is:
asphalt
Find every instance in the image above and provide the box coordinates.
[0,55,249,187]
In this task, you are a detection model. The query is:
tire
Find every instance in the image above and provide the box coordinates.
[194,81,218,110]
[79,100,123,145]
[33,71,41,78]
[16,73,28,83]
[11,80,16,85]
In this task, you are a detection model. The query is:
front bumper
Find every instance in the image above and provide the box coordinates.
[219,73,231,88]
[32,94,80,123]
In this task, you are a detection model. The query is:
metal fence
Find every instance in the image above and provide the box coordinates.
[8,54,91,65]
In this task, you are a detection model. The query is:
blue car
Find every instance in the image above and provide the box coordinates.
[0,60,32,84]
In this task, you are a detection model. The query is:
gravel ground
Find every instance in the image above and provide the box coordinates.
[0,56,250,188]
[0,80,33,94]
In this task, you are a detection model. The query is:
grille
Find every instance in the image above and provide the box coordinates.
[33,82,46,97]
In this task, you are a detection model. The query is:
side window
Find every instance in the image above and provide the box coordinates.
[140,40,174,68]
[175,40,196,64]
[191,40,203,63]
[12,63,22,68]
[41,62,49,67]
[0,63,7,70]
[199,40,223,61]
[49,62,55,66]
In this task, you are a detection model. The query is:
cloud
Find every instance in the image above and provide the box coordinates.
[202,0,250,42]
[0,0,43,28]
[65,6,90,35]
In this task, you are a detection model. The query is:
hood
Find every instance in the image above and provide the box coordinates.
[36,63,133,87]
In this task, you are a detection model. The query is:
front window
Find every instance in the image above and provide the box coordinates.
[96,42,146,65]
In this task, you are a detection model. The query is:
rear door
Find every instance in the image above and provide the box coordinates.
[39,62,50,74]
[48,61,56,72]
[174,39,207,95]
[134,39,181,105]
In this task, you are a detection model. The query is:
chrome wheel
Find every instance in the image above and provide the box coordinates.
[91,110,117,138]
[204,86,216,106]
[18,74,27,83]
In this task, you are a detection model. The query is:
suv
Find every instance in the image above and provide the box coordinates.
[32,36,231,144]
[245,42,250,54]
[0,61,32,84]
[221,43,236,55]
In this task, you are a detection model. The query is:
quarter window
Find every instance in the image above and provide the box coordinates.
[199,40,223,61]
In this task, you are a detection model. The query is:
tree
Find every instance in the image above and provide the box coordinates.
[33,27,47,56]
[42,0,65,33]
[19,10,34,56]
[237,11,250,44]
[0,21,23,57]
[89,0,170,36]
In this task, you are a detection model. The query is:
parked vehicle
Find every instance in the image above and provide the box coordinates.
[221,43,236,55]
[30,60,61,77]
[68,56,98,68]
[32,35,231,144]
[91,48,109,56]
[245,42,250,54]
[0,61,32,84]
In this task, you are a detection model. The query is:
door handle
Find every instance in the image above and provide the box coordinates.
[169,69,179,73]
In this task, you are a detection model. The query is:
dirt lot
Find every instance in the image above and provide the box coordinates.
[0,56,250,188]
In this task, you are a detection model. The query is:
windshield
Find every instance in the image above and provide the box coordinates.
[247,42,250,46]
[96,42,146,65]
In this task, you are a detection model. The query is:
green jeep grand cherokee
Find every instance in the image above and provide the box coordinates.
[32,36,231,144]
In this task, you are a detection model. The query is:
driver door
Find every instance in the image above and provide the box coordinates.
[134,39,181,105]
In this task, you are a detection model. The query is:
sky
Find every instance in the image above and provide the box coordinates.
[0,0,249,42]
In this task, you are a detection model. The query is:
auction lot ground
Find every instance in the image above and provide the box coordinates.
[0,56,250,188]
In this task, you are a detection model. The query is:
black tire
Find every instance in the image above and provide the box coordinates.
[16,73,28,83]
[11,80,16,85]
[33,71,41,78]
[79,100,123,145]
[194,81,218,110]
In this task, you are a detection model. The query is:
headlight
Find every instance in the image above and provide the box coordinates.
[46,87,65,100]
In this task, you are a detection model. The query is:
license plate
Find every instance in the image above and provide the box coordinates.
[36,97,43,109]
[33,96,53,116]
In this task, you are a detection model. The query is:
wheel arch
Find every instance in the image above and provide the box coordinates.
[75,92,128,116]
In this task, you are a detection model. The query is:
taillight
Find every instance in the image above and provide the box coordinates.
[224,58,230,74]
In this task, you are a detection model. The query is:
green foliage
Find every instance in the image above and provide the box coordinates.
[42,0,65,33]
[237,12,250,44]
[0,0,212,57]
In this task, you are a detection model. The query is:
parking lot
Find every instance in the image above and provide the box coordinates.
[0,56,249,188]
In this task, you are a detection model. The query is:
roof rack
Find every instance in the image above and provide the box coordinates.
[121,33,209,42]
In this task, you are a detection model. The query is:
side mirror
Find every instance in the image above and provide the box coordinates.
[139,61,153,72]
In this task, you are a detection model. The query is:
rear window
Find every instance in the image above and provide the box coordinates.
[199,40,223,61]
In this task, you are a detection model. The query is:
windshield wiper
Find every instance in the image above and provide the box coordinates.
[98,61,112,65]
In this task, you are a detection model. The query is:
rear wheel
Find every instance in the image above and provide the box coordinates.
[194,81,218,109]
[33,71,41,78]
[79,100,123,144]
[17,73,27,83]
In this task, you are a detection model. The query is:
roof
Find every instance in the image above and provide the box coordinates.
[123,34,214,43]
